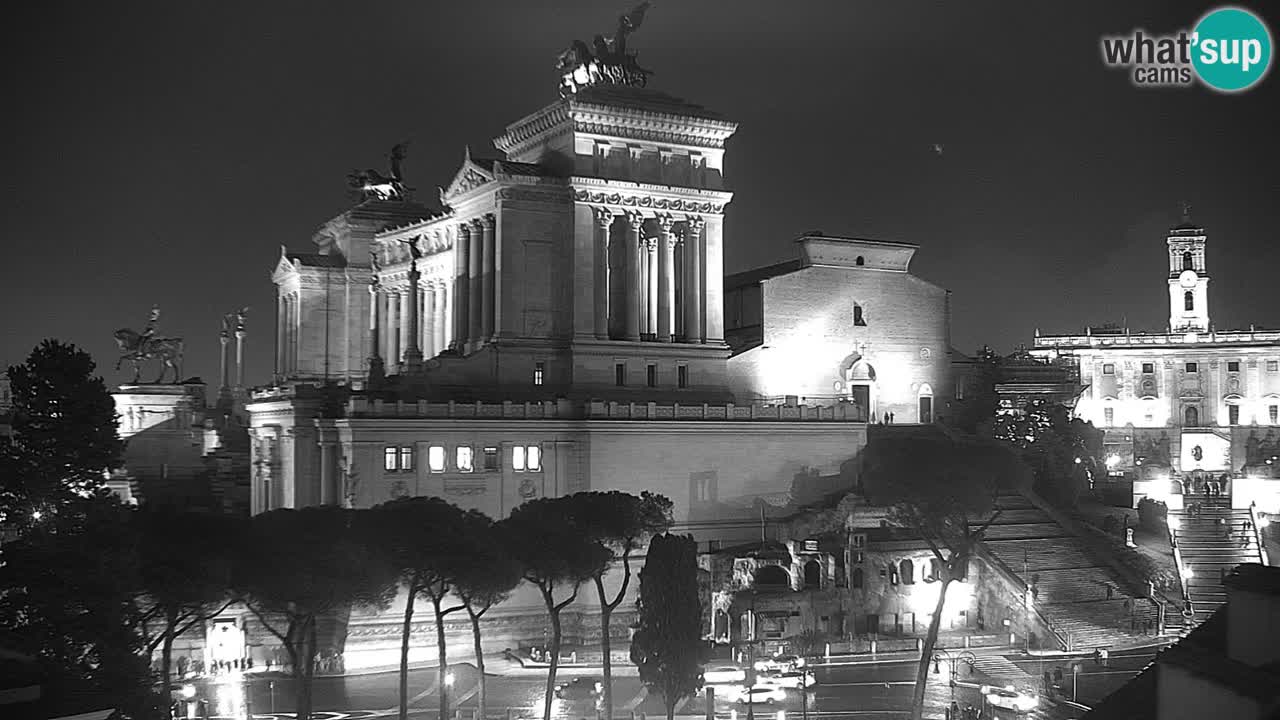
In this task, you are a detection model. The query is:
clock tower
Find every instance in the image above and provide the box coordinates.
[1167,204,1210,333]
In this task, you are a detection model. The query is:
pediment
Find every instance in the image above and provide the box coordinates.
[272,248,298,282]
[442,156,495,203]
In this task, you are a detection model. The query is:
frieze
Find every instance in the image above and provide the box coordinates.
[444,484,486,497]
[573,189,724,214]
[572,120,731,150]
[496,187,573,204]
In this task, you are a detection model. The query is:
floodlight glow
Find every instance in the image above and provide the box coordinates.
[1167,516,1180,530]
[1182,566,1194,579]
[182,684,197,699]
[1106,454,1121,469]
[445,672,456,686]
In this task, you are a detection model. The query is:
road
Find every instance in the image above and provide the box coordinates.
[184,650,1114,720]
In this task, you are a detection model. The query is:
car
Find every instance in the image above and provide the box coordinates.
[758,670,815,689]
[703,665,748,684]
[554,677,603,700]
[981,685,1039,714]
[725,685,788,705]
[754,654,805,673]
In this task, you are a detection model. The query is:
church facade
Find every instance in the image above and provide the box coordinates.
[1031,215,1280,513]
[245,64,956,668]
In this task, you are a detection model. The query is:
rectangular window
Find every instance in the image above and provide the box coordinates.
[428,445,446,473]
[677,365,688,389]
[534,361,544,386]
[456,446,473,472]
[647,364,657,387]
[1268,360,1279,372]
[1229,405,1240,426]
[1104,407,1114,426]
[527,445,542,472]
[852,533,866,549]
[955,383,965,400]
[513,446,526,471]
[1228,361,1241,373]
[1186,362,1198,373]
[1271,406,1278,424]
[483,447,499,471]
[1142,362,1155,374]
[615,362,626,386]
[398,446,414,472]
[803,539,818,552]
[384,447,398,472]
[1103,363,1115,375]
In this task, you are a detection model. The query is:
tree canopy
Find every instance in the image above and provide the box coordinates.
[994,399,1101,508]
[630,533,705,720]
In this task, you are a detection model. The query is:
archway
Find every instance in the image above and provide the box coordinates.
[714,609,729,639]
[1184,405,1199,427]
[918,383,934,424]
[838,353,878,422]
[803,560,821,589]
[754,564,790,589]
[851,567,864,589]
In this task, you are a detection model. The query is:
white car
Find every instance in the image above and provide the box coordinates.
[754,654,804,673]
[758,671,815,690]
[982,685,1038,714]
[724,685,787,705]
[703,665,748,685]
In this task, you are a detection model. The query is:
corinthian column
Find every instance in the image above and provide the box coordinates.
[432,283,446,356]
[480,214,496,341]
[657,215,676,342]
[646,238,658,337]
[453,224,470,351]
[684,216,705,343]
[625,212,643,342]
[593,207,613,339]
[403,254,423,373]
[468,219,483,347]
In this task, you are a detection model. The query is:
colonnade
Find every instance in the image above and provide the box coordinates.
[596,209,709,343]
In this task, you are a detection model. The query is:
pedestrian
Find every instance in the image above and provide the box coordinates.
[889,411,895,423]
[1106,584,1114,600]
[883,412,890,424]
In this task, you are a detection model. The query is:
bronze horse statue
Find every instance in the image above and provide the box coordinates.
[113,328,184,384]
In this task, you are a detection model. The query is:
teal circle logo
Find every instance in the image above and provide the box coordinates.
[1192,7,1272,92]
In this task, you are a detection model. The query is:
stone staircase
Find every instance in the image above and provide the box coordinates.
[1169,494,1264,623]
[978,494,1160,650]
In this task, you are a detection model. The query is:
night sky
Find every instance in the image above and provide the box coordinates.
[4,1,1279,388]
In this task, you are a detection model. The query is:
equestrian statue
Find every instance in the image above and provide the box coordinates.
[114,305,185,384]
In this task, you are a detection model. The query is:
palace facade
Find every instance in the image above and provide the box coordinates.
[1031,215,1280,513]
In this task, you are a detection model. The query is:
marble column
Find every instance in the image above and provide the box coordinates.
[453,224,471,350]
[480,214,496,341]
[388,291,401,367]
[441,283,452,351]
[403,258,423,373]
[625,212,643,341]
[684,217,705,343]
[422,282,435,358]
[468,219,483,347]
[433,283,447,356]
[657,215,676,343]
[646,238,659,337]
[319,441,336,505]
[593,208,613,340]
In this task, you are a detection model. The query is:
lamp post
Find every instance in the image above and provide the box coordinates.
[444,671,456,720]
[746,591,758,720]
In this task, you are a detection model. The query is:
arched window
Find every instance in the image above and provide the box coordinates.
[851,567,864,589]
[1184,291,1194,311]
[803,560,821,589]
[853,305,866,327]
[1183,251,1193,271]
[899,559,915,585]
[1184,405,1199,427]
[856,256,865,266]
[928,558,941,582]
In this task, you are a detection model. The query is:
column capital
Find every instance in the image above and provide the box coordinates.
[458,221,473,237]
[593,206,616,229]
[626,210,646,231]
[657,213,678,235]
[684,215,706,233]
[643,236,658,251]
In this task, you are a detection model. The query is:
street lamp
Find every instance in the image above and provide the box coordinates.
[444,671,456,720]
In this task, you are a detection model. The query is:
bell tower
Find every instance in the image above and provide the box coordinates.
[1167,203,1210,333]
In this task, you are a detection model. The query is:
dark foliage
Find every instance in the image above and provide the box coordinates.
[994,399,1102,509]
[630,533,706,720]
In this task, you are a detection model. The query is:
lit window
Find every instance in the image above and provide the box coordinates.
[677,365,688,389]
[1185,362,1198,374]
[527,445,542,472]
[534,361,544,386]
[1104,407,1114,426]
[955,384,965,400]
[513,446,526,471]
[483,447,499,471]
[1102,364,1115,375]
[647,364,656,387]
[1184,291,1194,312]
[1270,406,1278,424]
[851,533,866,549]
[428,446,445,472]
[1268,360,1279,372]
[1142,362,1154,374]
[456,446,473,472]
[1229,406,1240,426]
[615,362,626,386]
[384,447,398,472]
[399,446,414,471]
[1228,361,1240,373]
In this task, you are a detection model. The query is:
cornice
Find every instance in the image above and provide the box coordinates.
[494,102,573,156]
[570,178,732,216]
[570,105,737,149]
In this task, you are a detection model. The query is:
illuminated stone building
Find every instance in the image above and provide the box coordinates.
[1032,213,1280,513]
[242,36,957,669]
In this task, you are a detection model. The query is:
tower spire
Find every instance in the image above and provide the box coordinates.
[1180,200,1193,224]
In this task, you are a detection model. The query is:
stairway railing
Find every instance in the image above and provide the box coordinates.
[973,543,1069,651]
[1249,502,1270,566]
[1168,516,1194,620]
